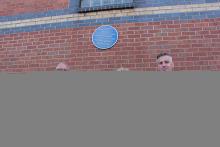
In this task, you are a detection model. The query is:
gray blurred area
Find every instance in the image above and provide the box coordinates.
[0,72,219,147]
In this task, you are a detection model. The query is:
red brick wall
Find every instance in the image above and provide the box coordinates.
[0,0,69,16]
[1,18,220,72]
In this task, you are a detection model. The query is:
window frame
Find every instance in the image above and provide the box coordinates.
[79,0,134,13]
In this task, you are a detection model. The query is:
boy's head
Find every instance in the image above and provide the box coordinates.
[156,53,174,71]
[56,62,69,71]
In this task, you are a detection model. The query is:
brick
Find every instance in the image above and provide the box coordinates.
[148,30,161,34]
[2,17,220,72]
[182,32,196,36]
[0,0,68,16]
[167,24,180,28]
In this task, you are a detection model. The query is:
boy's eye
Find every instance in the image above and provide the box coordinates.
[159,61,170,65]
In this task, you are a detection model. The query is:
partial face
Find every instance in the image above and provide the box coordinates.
[157,55,174,71]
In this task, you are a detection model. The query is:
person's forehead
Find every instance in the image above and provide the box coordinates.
[158,55,172,62]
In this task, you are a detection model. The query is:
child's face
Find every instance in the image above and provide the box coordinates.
[157,55,174,71]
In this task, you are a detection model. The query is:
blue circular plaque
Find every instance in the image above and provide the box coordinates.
[92,25,118,50]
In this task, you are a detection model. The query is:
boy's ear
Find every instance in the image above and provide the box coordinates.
[171,62,174,68]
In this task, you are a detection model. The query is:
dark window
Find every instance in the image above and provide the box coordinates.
[79,0,134,12]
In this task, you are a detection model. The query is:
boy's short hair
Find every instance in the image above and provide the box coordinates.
[156,52,171,60]
[56,62,69,71]
[116,67,129,71]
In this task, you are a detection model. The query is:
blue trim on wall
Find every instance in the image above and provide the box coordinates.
[1,0,220,22]
[1,9,220,35]
[135,0,220,8]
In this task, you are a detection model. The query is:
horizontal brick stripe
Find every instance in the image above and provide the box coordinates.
[1,0,220,22]
[1,3,220,34]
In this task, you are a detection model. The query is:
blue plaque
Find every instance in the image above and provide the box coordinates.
[92,25,118,50]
